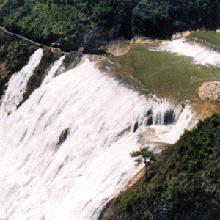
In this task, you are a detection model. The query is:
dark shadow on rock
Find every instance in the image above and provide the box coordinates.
[56,128,70,149]
[133,121,139,133]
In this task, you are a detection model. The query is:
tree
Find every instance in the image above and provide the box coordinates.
[131,147,155,166]
[131,147,156,180]
[132,0,172,37]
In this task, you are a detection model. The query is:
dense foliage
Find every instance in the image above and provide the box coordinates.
[0,0,219,48]
[0,0,87,43]
[100,114,220,220]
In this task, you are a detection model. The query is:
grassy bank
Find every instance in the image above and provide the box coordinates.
[100,114,220,220]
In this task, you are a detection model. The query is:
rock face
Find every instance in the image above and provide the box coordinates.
[199,81,220,102]
[106,40,130,56]
[56,25,121,54]
[0,30,38,98]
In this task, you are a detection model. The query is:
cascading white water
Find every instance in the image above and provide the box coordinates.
[0,49,43,115]
[43,55,65,85]
[159,39,220,67]
[140,104,194,145]
[141,100,183,126]
[0,55,194,220]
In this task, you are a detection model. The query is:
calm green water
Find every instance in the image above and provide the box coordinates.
[112,45,220,102]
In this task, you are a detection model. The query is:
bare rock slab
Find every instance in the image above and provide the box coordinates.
[199,81,220,101]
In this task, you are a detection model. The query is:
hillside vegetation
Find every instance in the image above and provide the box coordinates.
[0,0,219,51]
[100,114,220,220]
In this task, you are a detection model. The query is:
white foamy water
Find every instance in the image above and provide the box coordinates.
[144,105,194,145]
[43,55,65,84]
[159,38,220,67]
[0,48,43,115]
[0,57,195,220]
[0,205,7,220]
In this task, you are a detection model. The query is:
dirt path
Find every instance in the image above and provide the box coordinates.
[0,26,48,48]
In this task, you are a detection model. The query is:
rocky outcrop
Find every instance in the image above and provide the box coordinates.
[199,81,220,102]
[106,40,130,56]
[56,25,121,54]
[63,51,82,70]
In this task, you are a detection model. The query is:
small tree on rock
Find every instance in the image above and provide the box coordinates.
[131,147,156,180]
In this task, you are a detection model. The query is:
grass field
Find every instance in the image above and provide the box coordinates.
[111,45,220,102]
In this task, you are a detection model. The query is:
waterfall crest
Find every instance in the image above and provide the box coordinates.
[0,56,194,220]
[43,55,65,85]
[159,39,220,67]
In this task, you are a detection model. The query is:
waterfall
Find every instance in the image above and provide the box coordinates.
[43,55,65,85]
[0,48,43,115]
[141,100,183,126]
[159,39,220,67]
[0,56,194,220]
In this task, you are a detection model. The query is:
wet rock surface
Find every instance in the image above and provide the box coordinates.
[63,51,82,70]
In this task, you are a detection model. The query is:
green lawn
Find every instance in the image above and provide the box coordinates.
[189,31,220,52]
[111,45,220,102]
